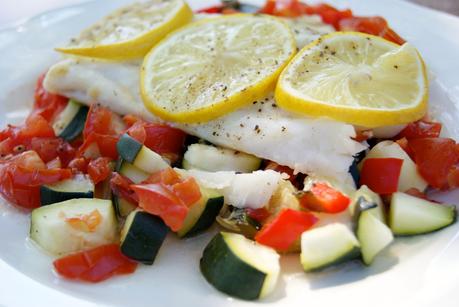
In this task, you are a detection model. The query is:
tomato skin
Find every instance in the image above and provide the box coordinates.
[88,157,113,185]
[396,120,442,139]
[196,5,223,13]
[404,188,429,200]
[247,207,271,222]
[132,184,187,231]
[0,115,76,165]
[448,164,459,188]
[131,168,201,231]
[127,121,186,164]
[0,151,72,208]
[255,208,318,252]
[110,173,139,205]
[79,105,124,160]
[171,177,202,207]
[409,138,459,190]
[339,16,405,45]
[360,158,403,194]
[299,182,350,213]
[53,244,137,283]
[32,74,68,122]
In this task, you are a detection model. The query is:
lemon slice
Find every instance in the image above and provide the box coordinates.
[141,14,296,123]
[56,0,193,60]
[275,32,428,127]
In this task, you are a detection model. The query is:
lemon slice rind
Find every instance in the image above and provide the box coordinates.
[275,31,428,128]
[56,0,193,60]
[141,14,296,123]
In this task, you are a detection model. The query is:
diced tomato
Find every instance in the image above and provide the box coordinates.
[396,120,442,139]
[0,115,76,165]
[255,208,318,252]
[46,157,62,169]
[0,151,72,208]
[126,121,186,164]
[131,168,201,231]
[448,164,459,188]
[78,133,119,160]
[360,158,403,194]
[110,173,139,205]
[66,209,102,233]
[353,130,373,142]
[299,182,351,213]
[221,8,240,14]
[29,137,76,165]
[32,73,68,122]
[404,188,429,200]
[339,16,405,45]
[53,244,137,283]
[87,157,113,185]
[247,207,271,222]
[259,0,310,17]
[132,184,187,231]
[78,105,125,159]
[409,138,459,190]
[258,1,403,44]
[196,5,223,13]
[68,157,90,174]
[171,178,202,207]
[122,114,143,127]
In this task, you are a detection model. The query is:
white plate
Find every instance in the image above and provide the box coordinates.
[0,1,459,306]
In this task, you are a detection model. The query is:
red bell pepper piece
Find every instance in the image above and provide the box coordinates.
[299,182,351,213]
[255,208,318,252]
[360,158,403,194]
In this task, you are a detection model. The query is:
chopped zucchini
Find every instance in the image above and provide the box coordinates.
[355,197,393,265]
[116,133,169,173]
[200,232,280,300]
[300,223,360,272]
[40,174,94,206]
[177,188,224,238]
[52,99,88,141]
[120,210,169,265]
[116,158,149,183]
[183,143,261,172]
[390,192,456,235]
[30,198,117,256]
[359,141,428,192]
[350,185,385,222]
[216,206,261,239]
[113,196,137,218]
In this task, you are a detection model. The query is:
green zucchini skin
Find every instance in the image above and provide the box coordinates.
[59,106,88,141]
[40,175,94,206]
[200,233,266,300]
[113,196,137,218]
[117,134,142,163]
[182,196,224,238]
[40,188,93,206]
[120,211,169,265]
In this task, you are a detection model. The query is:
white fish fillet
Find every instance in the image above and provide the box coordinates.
[176,169,284,209]
[44,58,366,181]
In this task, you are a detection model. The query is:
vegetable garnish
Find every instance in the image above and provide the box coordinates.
[299,182,351,213]
[255,208,318,252]
[360,158,404,194]
[0,0,457,300]
[53,244,137,282]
